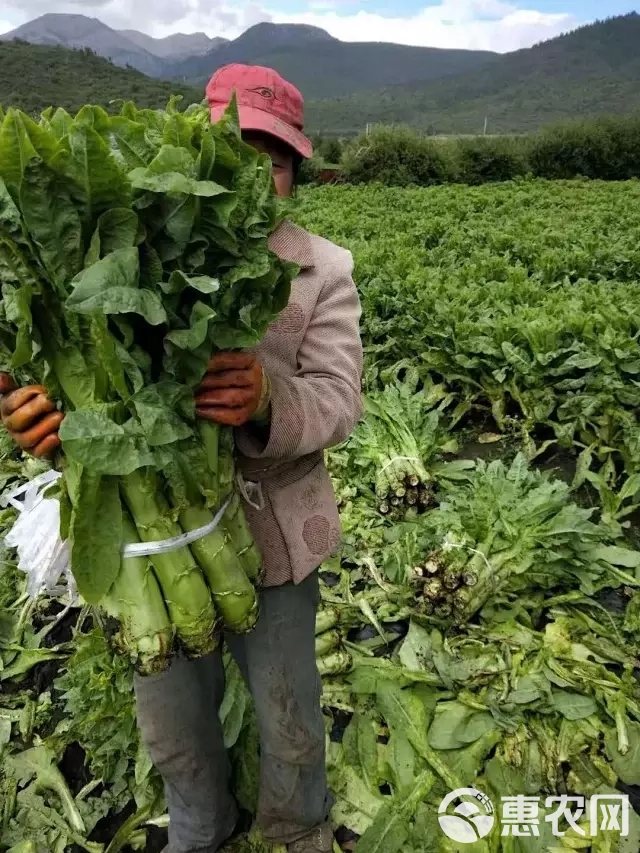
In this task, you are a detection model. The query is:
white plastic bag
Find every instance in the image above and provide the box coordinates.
[2,470,72,599]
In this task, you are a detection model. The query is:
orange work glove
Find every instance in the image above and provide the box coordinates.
[195,352,271,427]
[0,374,64,459]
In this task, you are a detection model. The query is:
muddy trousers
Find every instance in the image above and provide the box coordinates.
[133,572,331,853]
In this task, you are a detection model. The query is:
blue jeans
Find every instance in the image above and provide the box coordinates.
[133,572,330,853]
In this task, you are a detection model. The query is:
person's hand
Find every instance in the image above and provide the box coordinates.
[0,374,64,459]
[195,353,270,427]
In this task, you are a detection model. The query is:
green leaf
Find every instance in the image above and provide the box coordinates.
[551,689,598,721]
[354,770,435,853]
[605,721,640,785]
[50,345,97,410]
[129,169,229,198]
[385,732,418,795]
[2,281,33,367]
[67,247,167,326]
[20,159,84,288]
[398,621,434,672]
[353,801,410,853]
[439,729,502,786]
[0,175,25,241]
[593,545,640,569]
[162,116,195,150]
[0,648,65,681]
[428,701,498,751]
[164,271,220,296]
[129,382,194,446]
[329,764,385,836]
[166,301,216,350]
[66,123,131,223]
[219,655,249,749]
[108,117,159,170]
[69,470,122,605]
[618,474,640,503]
[343,714,379,792]
[376,681,431,759]
[229,705,260,813]
[7,744,86,835]
[60,410,154,475]
[90,208,141,259]
[147,144,196,177]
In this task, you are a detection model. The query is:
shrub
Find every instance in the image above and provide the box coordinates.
[341,125,455,187]
[529,117,640,180]
[297,155,325,185]
[455,136,531,185]
[333,117,640,187]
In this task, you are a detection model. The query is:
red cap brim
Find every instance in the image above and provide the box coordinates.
[210,104,313,159]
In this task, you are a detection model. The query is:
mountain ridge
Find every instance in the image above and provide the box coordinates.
[305,13,640,134]
[0,13,228,74]
[0,13,498,98]
[1,13,638,137]
[163,21,497,99]
[116,30,227,59]
[0,14,167,76]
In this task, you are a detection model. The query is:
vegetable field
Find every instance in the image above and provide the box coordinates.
[2,176,640,853]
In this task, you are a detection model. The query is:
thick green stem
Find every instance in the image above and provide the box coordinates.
[101,513,174,675]
[179,504,258,634]
[120,468,217,658]
[197,420,220,506]
[315,607,339,636]
[198,420,263,582]
[217,424,236,500]
[315,628,341,657]
[316,650,353,676]
[224,491,263,582]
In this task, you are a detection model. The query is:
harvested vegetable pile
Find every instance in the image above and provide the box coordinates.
[2,152,640,853]
[0,97,299,675]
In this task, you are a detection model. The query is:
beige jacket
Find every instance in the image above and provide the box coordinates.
[235,219,363,587]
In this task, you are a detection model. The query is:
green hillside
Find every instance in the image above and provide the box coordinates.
[1,13,639,135]
[0,40,202,115]
[306,14,640,135]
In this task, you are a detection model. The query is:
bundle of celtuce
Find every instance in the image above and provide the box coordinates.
[395,454,640,625]
[0,97,298,674]
[332,378,463,520]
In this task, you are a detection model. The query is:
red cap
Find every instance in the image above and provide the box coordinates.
[206,63,313,159]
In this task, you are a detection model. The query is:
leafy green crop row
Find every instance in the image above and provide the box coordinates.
[296,180,640,485]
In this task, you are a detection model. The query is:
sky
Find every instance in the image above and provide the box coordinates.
[0,0,636,53]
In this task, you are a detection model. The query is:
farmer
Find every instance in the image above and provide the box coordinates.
[0,65,363,853]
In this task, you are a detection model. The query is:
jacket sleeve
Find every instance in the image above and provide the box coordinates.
[236,250,363,462]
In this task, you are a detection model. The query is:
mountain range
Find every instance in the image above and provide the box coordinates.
[0,14,496,99]
[0,12,638,136]
[307,13,640,135]
[0,14,228,77]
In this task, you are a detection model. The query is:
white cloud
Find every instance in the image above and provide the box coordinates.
[270,0,580,52]
[0,0,582,52]
[0,0,270,38]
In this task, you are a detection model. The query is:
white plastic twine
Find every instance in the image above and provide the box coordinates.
[236,471,265,511]
[379,456,421,474]
[123,494,232,557]
[441,536,494,573]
